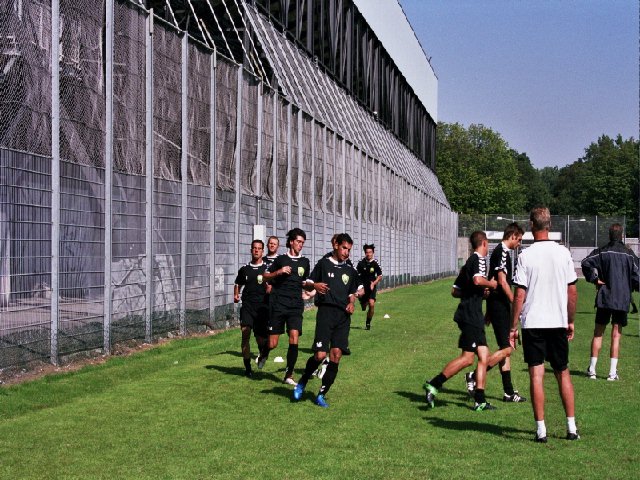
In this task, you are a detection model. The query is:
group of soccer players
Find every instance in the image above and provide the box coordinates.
[233,229,383,407]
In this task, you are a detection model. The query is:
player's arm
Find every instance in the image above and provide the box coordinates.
[497,270,513,302]
[263,258,290,280]
[509,285,526,347]
[473,274,497,290]
[451,286,462,298]
[567,282,577,340]
[306,261,328,294]
[233,284,241,303]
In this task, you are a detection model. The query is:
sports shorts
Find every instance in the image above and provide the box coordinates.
[359,286,378,307]
[522,328,569,371]
[268,305,303,336]
[457,322,487,352]
[487,298,511,349]
[239,302,269,338]
[595,308,628,328]
[312,305,351,353]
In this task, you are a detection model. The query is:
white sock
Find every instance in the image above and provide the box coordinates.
[609,358,618,376]
[589,357,598,372]
[567,417,577,434]
[536,420,546,438]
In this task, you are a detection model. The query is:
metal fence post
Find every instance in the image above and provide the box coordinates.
[256,83,263,226]
[209,52,217,321]
[297,110,302,228]
[144,10,154,343]
[310,120,316,265]
[286,103,292,230]
[234,66,243,272]
[103,0,114,353]
[50,0,60,365]
[179,33,188,335]
[271,94,277,234]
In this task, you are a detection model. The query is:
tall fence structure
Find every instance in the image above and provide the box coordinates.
[0,0,457,368]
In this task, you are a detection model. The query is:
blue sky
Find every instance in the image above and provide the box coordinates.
[399,0,638,168]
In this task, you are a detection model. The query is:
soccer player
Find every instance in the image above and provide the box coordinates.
[510,207,579,442]
[263,236,280,268]
[233,240,270,378]
[581,223,639,381]
[423,231,498,411]
[292,233,359,407]
[465,223,526,402]
[261,228,313,385]
[356,244,383,330]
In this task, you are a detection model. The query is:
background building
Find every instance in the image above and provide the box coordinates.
[0,0,457,368]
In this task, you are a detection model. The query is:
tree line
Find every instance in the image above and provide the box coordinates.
[436,122,639,236]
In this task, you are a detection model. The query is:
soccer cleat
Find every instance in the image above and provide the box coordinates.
[607,373,619,381]
[257,355,267,370]
[244,370,253,378]
[503,392,527,403]
[473,402,497,411]
[283,376,297,386]
[423,382,438,408]
[342,347,351,356]
[292,382,306,401]
[314,394,329,408]
[566,431,580,441]
[534,433,548,443]
[465,372,476,397]
[365,323,371,330]
[586,368,597,379]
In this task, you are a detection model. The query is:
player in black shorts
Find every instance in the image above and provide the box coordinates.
[261,228,314,385]
[356,244,383,330]
[292,233,359,407]
[423,231,498,411]
[234,240,270,378]
[465,223,526,402]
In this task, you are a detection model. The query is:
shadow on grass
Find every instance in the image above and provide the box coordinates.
[204,364,283,384]
[395,390,470,410]
[211,350,245,358]
[424,418,530,439]
[260,385,296,400]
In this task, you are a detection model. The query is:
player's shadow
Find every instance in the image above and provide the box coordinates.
[424,418,530,439]
[211,350,244,358]
[395,389,469,410]
[204,364,282,383]
[260,385,296,400]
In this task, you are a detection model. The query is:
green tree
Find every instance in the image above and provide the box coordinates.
[511,150,552,211]
[436,122,526,213]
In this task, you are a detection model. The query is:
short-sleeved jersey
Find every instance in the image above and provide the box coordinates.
[488,242,514,303]
[266,253,311,310]
[323,251,361,286]
[513,240,578,329]
[357,258,383,287]
[263,255,278,269]
[309,257,359,309]
[453,252,488,327]
[234,262,268,305]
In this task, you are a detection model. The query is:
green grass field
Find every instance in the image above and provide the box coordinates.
[0,279,638,479]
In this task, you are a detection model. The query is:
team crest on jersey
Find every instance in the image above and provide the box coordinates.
[342,274,349,285]
[257,275,263,284]
[369,267,374,273]
[298,266,305,276]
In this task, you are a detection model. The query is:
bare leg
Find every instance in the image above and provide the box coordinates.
[590,323,606,358]
[554,368,575,418]
[442,351,476,379]
[475,346,489,390]
[610,323,621,359]
[241,325,252,359]
[529,364,545,421]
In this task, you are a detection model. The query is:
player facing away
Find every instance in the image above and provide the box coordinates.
[356,244,383,330]
[260,228,314,385]
[423,231,498,411]
[466,223,526,402]
[233,240,270,378]
[292,233,359,407]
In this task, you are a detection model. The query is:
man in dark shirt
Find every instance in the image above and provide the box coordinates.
[261,228,314,385]
[234,240,270,378]
[263,236,280,268]
[465,223,526,402]
[582,223,639,381]
[356,244,383,330]
[292,233,359,407]
[423,231,498,411]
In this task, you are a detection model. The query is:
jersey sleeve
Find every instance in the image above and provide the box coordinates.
[565,249,578,285]
[266,255,281,273]
[374,261,383,276]
[470,254,487,278]
[309,259,323,283]
[512,255,528,289]
[234,267,244,286]
[580,248,600,283]
[356,259,366,276]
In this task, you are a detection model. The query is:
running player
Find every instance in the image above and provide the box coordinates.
[356,244,383,330]
[263,236,280,268]
[233,240,270,378]
[292,233,359,407]
[261,228,313,385]
[423,231,498,411]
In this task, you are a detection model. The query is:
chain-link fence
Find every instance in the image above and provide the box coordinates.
[0,0,457,368]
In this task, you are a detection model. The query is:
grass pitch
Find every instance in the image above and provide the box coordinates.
[0,280,638,479]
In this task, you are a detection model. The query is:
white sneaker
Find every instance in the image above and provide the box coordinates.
[586,368,597,380]
[607,373,619,381]
[283,376,297,386]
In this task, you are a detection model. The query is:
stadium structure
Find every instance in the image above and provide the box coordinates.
[0,0,457,367]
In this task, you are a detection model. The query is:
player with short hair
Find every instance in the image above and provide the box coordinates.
[357,244,383,330]
[423,231,498,411]
[261,228,314,385]
[234,240,270,378]
[292,233,359,407]
[465,222,526,402]
[263,236,280,268]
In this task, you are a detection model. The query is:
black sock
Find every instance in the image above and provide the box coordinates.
[259,343,270,359]
[501,370,515,395]
[243,358,251,372]
[285,344,298,377]
[300,356,323,385]
[429,373,447,390]
[474,388,486,404]
[319,361,339,395]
